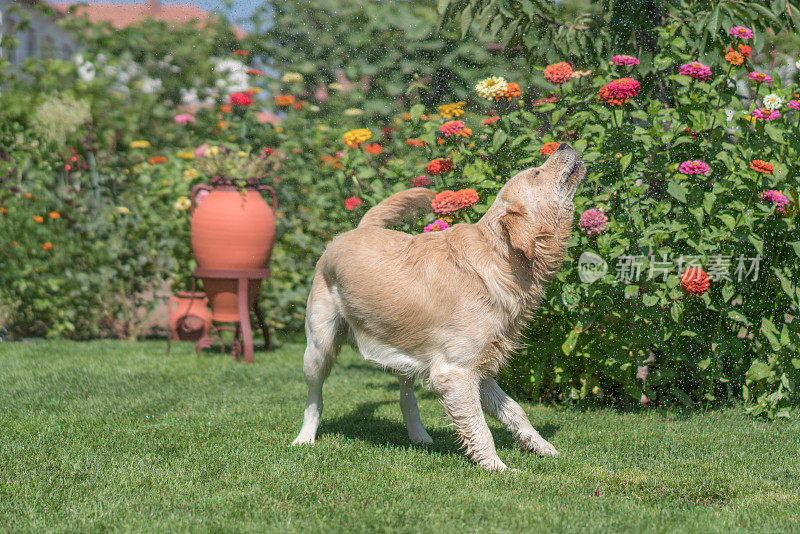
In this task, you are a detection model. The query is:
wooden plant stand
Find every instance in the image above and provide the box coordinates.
[194,267,271,363]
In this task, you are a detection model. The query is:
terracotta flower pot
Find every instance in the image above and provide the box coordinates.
[168,292,212,341]
[190,181,277,322]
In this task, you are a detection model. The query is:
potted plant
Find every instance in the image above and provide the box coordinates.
[189,147,278,322]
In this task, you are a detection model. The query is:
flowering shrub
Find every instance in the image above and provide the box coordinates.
[321,21,800,419]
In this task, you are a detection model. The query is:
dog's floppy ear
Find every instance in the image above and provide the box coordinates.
[500,202,538,260]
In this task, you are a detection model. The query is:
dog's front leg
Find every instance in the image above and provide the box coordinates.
[479,378,559,457]
[429,365,509,471]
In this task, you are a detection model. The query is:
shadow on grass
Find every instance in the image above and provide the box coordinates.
[319,399,560,457]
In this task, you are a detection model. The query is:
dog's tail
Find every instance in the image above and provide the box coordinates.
[357,187,436,229]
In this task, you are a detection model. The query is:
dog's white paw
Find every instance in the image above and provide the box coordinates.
[530,439,559,458]
[290,435,315,446]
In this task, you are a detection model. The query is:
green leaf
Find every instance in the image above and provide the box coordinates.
[667,180,687,203]
[746,360,772,382]
[492,129,508,151]
[409,104,425,120]
[561,328,579,356]
[642,294,659,306]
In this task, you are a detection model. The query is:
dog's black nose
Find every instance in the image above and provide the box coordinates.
[557,143,571,151]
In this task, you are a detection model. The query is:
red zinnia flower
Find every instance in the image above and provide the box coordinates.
[749,160,774,174]
[405,139,426,147]
[738,44,751,58]
[149,156,167,165]
[42,242,53,251]
[540,142,560,155]
[229,91,254,106]
[364,143,382,155]
[425,158,453,176]
[233,49,249,56]
[482,116,500,125]
[412,175,431,187]
[247,69,264,76]
[345,197,362,211]
[680,267,710,296]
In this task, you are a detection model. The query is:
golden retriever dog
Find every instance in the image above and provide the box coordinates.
[292,144,586,471]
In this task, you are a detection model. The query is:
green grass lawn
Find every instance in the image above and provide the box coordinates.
[1,339,799,533]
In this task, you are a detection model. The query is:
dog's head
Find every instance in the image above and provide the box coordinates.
[493,144,586,261]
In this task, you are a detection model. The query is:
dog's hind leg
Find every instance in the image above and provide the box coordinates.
[429,365,509,471]
[292,278,344,446]
[398,377,433,445]
[479,378,559,457]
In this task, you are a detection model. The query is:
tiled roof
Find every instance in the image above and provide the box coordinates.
[48,1,246,38]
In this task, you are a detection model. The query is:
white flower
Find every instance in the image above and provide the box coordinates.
[475,76,508,100]
[211,58,249,93]
[74,54,96,82]
[725,109,735,122]
[180,88,200,106]
[138,77,163,94]
[763,93,784,110]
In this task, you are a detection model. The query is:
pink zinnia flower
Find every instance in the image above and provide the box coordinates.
[788,100,800,111]
[194,143,210,158]
[678,160,711,176]
[752,108,780,120]
[729,26,753,39]
[760,190,790,214]
[439,120,466,137]
[611,55,639,66]
[412,175,432,187]
[579,208,608,236]
[174,113,195,125]
[345,197,362,211]
[424,219,450,232]
[679,62,712,82]
[748,72,773,83]
[597,78,641,106]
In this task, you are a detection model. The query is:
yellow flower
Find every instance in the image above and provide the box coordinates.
[328,82,345,91]
[207,146,220,156]
[344,108,363,116]
[115,206,130,214]
[183,169,200,180]
[475,77,508,100]
[178,151,195,160]
[237,151,248,157]
[174,196,191,211]
[438,101,466,119]
[130,140,151,149]
[228,135,237,141]
[249,87,263,94]
[281,72,304,83]
[342,128,372,146]
[274,126,284,133]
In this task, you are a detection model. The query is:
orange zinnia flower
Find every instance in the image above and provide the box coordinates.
[725,48,744,66]
[42,242,53,251]
[364,143,382,155]
[149,156,167,165]
[274,95,296,106]
[680,267,709,296]
[544,62,573,85]
[540,142,560,155]
[217,121,227,129]
[23,193,32,199]
[220,105,233,113]
[247,68,263,76]
[233,49,249,56]
[750,159,774,174]
[0,207,7,214]
[738,44,751,58]
[293,100,305,110]
[496,82,522,101]
[405,139,426,147]
[33,215,44,223]
[49,211,60,219]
